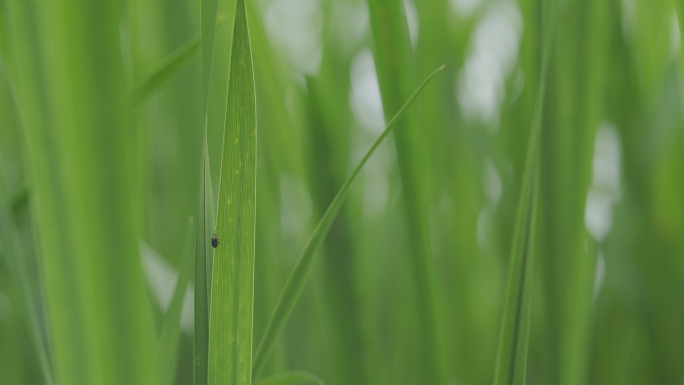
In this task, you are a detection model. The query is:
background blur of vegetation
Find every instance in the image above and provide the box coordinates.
[1,0,684,384]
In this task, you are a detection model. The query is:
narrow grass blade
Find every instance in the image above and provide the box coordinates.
[207,0,256,384]
[252,65,445,378]
[201,0,219,102]
[492,2,557,385]
[196,0,220,380]
[257,371,325,385]
[195,137,215,385]
[0,162,54,385]
[492,161,540,385]
[151,218,195,385]
[365,1,448,383]
[129,33,200,107]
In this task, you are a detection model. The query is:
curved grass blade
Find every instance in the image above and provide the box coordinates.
[492,2,557,385]
[128,11,228,109]
[151,218,195,385]
[257,371,325,385]
[0,163,54,385]
[207,0,256,383]
[252,65,445,378]
[129,33,200,107]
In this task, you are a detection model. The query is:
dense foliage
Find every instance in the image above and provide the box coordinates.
[1,0,684,384]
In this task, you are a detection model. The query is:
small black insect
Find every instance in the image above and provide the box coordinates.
[211,233,219,248]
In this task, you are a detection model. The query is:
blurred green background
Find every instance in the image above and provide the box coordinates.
[1,0,684,384]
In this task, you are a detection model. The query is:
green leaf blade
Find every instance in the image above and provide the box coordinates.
[201,0,219,102]
[492,2,557,385]
[6,0,156,383]
[196,0,220,379]
[195,138,215,385]
[207,0,257,383]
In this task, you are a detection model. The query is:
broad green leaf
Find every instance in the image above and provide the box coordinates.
[5,0,155,384]
[539,1,610,384]
[257,371,325,385]
[492,2,557,385]
[151,219,195,385]
[252,65,445,378]
[207,0,256,384]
